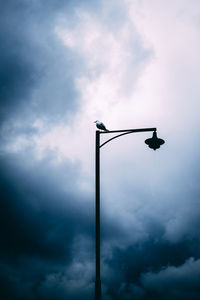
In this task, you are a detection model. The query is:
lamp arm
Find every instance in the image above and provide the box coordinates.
[99,128,156,148]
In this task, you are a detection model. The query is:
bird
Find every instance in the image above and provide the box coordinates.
[94,120,109,131]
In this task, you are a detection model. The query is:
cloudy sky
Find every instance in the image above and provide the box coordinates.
[1,0,200,299]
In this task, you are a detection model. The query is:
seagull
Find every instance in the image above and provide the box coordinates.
[94,120,109,131]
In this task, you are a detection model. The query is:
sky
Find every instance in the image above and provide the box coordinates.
[1,0,200,299]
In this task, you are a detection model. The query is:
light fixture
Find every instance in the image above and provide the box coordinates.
[145,131,165,150]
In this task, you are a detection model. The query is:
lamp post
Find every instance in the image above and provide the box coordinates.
[95,127,165,300]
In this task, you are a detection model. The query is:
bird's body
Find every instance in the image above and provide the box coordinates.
[94,120,109,131]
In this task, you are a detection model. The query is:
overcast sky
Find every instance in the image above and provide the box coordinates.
[1,0,200,299]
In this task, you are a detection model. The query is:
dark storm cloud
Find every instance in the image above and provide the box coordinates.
[0,0,89,126]
[104,257,200,300]
[108,239,199,282]
[1,147,200,298]
[100,208,200,299]
[0,151,94,299]
[140,257,200,300]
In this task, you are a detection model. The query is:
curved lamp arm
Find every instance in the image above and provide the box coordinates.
[99,128,157,148]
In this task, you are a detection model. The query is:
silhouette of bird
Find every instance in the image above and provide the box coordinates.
[94,120,109,131]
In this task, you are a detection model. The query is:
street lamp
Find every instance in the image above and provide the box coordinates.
[95,127,165,300]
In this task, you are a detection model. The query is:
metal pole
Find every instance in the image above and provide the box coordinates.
[95,130,101,300]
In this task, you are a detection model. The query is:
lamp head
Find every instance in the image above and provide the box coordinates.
[145,131,165,150]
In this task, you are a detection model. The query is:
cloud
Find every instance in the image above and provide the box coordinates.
[105,255,200,300]
[1,0,200,299]
[141,257,200,300]
[101,240,200,299]
[0,0,81,128]
[0,150,94,299]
